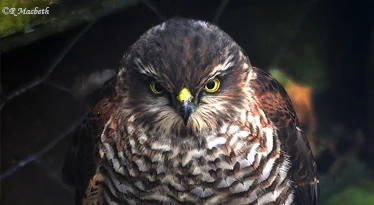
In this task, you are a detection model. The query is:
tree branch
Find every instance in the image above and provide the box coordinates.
[0,108,90,181]
[0,19,96,111]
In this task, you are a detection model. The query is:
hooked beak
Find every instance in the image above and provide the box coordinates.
[177,88,195,126]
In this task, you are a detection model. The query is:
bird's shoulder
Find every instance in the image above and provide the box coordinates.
[249,67,319,205]
[62,78,119,189]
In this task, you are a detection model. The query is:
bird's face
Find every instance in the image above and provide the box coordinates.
[117,19,253,142]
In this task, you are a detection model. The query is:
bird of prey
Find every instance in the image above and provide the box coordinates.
[62,18,319,205]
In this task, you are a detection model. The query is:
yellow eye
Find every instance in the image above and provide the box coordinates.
[150,81,164,94]
[204,78,220,93]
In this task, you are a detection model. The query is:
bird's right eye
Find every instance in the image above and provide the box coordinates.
[204,78,220,93]
[150,81,164,94]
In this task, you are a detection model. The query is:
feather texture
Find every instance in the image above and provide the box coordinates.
[62,18,319,205]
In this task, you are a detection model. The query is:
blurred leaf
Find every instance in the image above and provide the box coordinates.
[278,43,326,88]
[269,68,291,88]
[319,158,371,203]
[326,182,374,205]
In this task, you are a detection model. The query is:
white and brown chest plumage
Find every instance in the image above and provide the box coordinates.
[95,96,293,205]
[62,18,319,205]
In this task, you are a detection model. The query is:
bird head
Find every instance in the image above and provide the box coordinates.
[117,18,254,140]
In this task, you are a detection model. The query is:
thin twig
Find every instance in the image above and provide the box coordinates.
[140,0,166,21]
[212,0,231,24]
[43,80,74,95]
[0,107,90,181]
[0,19,96,111]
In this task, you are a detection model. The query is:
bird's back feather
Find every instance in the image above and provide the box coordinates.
[251,67,319,205]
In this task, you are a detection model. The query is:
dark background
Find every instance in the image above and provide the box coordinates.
[1,0,373,204]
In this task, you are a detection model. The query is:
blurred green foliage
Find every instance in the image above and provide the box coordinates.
[258,4,331,88]
[278,43,326,88]
[326,182,374,205]
[319,159,374,205]
[269,68,292,88]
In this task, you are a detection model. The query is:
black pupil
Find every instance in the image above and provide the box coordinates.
[206,81,215,89]
[154,83,163,92]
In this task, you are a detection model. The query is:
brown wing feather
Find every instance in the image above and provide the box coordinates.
[62,78,118,204]
[250,67,319,205]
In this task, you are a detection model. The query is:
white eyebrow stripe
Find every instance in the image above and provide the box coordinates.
[208,54,234,77]
[134,58,158,77]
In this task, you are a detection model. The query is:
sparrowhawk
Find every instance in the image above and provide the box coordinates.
[62,18,319,205]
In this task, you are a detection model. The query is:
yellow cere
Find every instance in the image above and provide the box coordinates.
[204,78,220,93]
[177,88,193,102]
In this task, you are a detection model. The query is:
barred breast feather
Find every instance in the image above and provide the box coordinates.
[62,18,319,205]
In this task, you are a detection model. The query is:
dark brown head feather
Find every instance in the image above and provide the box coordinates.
[63,18,319,205]
[116,18,250,139]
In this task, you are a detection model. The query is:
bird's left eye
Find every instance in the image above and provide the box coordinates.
[150,81,164,94]
[204,78,220,93]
